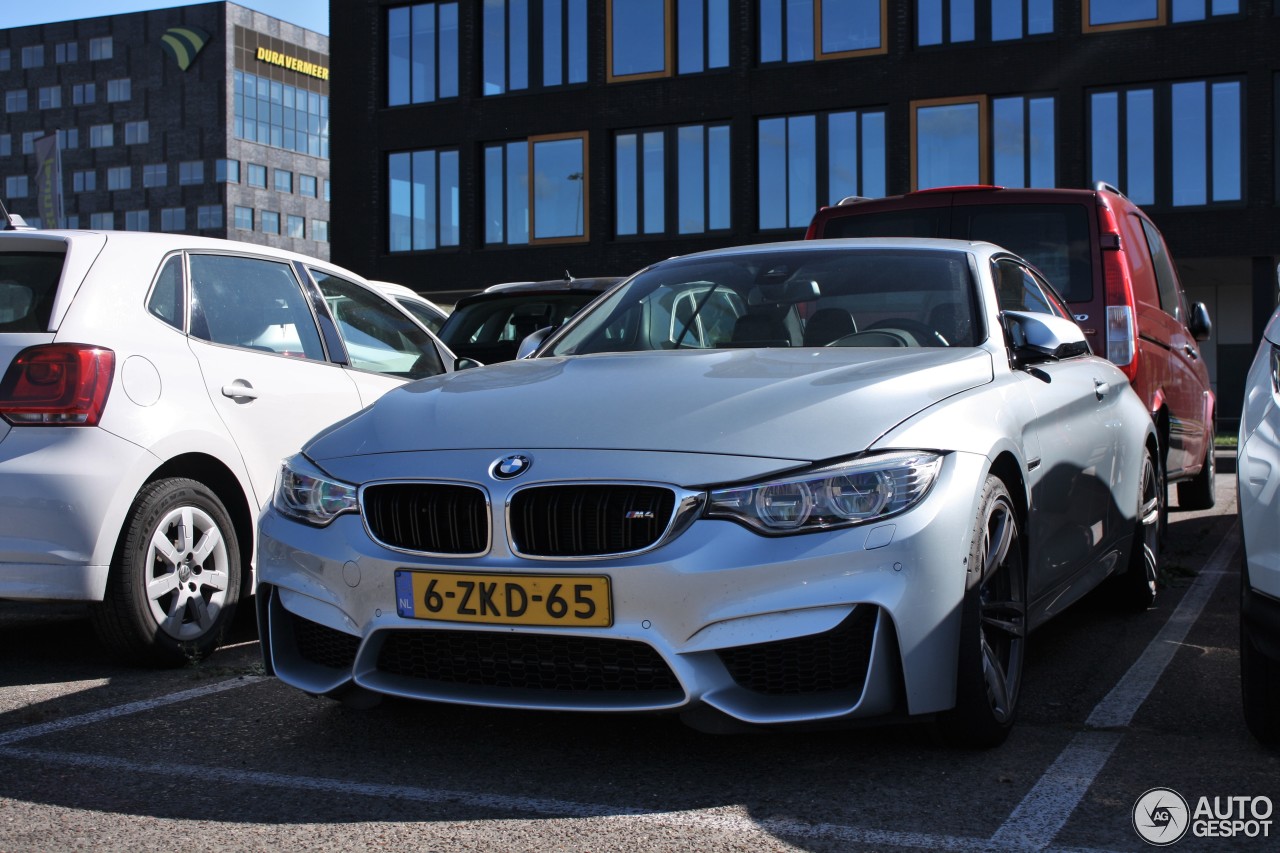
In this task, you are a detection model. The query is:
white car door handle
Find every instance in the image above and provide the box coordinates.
[1094,379,1110,400]
[221,381,259,400]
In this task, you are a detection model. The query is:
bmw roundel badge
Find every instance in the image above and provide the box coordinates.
[491,453,532,480]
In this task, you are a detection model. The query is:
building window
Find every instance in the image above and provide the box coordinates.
[299,174,317,197]
[261,211,280,234]
[125,121,149,145]
[919,0,1053,44]
[107,167,132,191]
[389,148,461,252]
[485,132,588,245]
[143,164,168,187]
[759,109,887,230]
[991,95,1056,188]
[388,2,459,105]
[89,37,113,60]
[313,220,330,242]
[74,170,96,192]
[287,214,306,238]
[0,135,8,156]
[6,90,28,114]
[0,50,9,71]
[616,130,667,236]
[233,71,331,158]
[760,0,887,64]
[72,83,95,105]
[125,210,149,231]
[324,180,331,202]
[65,215,79,228]
[56,42,78,64]
[21,46,44,68]
[1090,78,1241,206]
[197,205,223,229]
[484,0,589,95]
[234,206,254,230]
[179,161,204,185]
[161,208,186,232]
[58,129,78,150]
[216,160,240,183]
[5,176,28,199]
[676,123,731,233]
[1171,0,1240,21]
[107,79,131,102]
[248,164,268,188]
[274,170,293,193]
[90,212,113,229]
[38,86,62,109]
[615,122,734,236]
[607,0,730,82]
[912,95,1055,190]
[22,132,40,155]
[90,125,113,148]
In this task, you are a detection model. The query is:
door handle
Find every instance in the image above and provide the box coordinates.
[1094,379,1110,400]
[1184,344,1199,360]
[221,381,258,400]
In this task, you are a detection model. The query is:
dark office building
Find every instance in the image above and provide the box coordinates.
[0,2,331,258]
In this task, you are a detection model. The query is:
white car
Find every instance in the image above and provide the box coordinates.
[257,238,1159,746]
[0,228,465,666]
[368,281,449,334]
[1237,307,1280,745]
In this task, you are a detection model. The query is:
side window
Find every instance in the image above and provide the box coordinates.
[993,259,1069,318]
[188,254,326,360]
[147,255,185,330]
[1137,216,1182,321]
[311,270,445,380]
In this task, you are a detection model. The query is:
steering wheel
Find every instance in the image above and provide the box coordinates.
[866,318,949,347]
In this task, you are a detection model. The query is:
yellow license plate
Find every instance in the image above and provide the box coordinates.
[394,570,612,627]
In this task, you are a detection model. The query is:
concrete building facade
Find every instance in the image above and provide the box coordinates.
[0,1,331,258]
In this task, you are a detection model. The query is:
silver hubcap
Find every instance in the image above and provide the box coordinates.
[145,505,231,641]
[978,497,1026,724]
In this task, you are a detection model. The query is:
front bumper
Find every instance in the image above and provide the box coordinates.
[257,449,986,727]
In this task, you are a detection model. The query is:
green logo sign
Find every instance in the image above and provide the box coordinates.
[160,26,211,71]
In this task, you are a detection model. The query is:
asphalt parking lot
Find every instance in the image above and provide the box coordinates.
[0,454,1274,852]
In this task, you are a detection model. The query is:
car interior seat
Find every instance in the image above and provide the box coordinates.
[803,307,858,346]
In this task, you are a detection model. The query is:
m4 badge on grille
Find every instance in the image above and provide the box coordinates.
[490,453,532,480]
[625,510,655,520]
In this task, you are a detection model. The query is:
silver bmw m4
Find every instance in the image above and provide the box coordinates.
[256,238,1160,746]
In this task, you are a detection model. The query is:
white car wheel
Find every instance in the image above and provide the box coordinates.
[91,478,241,667]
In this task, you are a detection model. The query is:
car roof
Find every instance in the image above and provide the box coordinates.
[481,276,625,294]
[658,236,1007,265]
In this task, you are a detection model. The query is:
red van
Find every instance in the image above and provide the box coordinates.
[805,183,1216,509]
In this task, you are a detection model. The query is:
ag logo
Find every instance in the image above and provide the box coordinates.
[1133,787,1190,846]
[160,25,211,71]
[490,454,532,480]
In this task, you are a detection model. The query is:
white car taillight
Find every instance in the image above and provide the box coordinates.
[0,344,115,426]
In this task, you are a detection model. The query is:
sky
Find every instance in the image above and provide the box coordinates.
[4,0,329,35]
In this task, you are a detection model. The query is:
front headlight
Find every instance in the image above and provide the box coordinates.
[705,451,943,534]
[272,453,359,527]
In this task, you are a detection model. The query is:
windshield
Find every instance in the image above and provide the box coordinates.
[547,248,982,356]
[440,291,604,363]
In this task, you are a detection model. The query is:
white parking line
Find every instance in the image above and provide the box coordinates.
[991,525,1239,849]
[0,677,266,746]
[0,523,1235,851]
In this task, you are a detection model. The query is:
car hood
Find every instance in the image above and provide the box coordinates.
[304,348,994,464]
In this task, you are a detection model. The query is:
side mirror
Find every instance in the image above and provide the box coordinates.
[1188,302,1212,342]
[1004,310,1091,364]
[516,326,553,360]
[454,357,483,371]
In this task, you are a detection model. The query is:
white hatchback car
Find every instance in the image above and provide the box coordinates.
[368,281,449,334]
[0,228,463,666]
[1238,307,1280,745]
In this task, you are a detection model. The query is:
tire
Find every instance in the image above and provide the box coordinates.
[1176,433,1216,510]
[90,478,241,668]
[939,476,1027,748]
[1113,447,1161,611]
[1241,559,1280,747]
